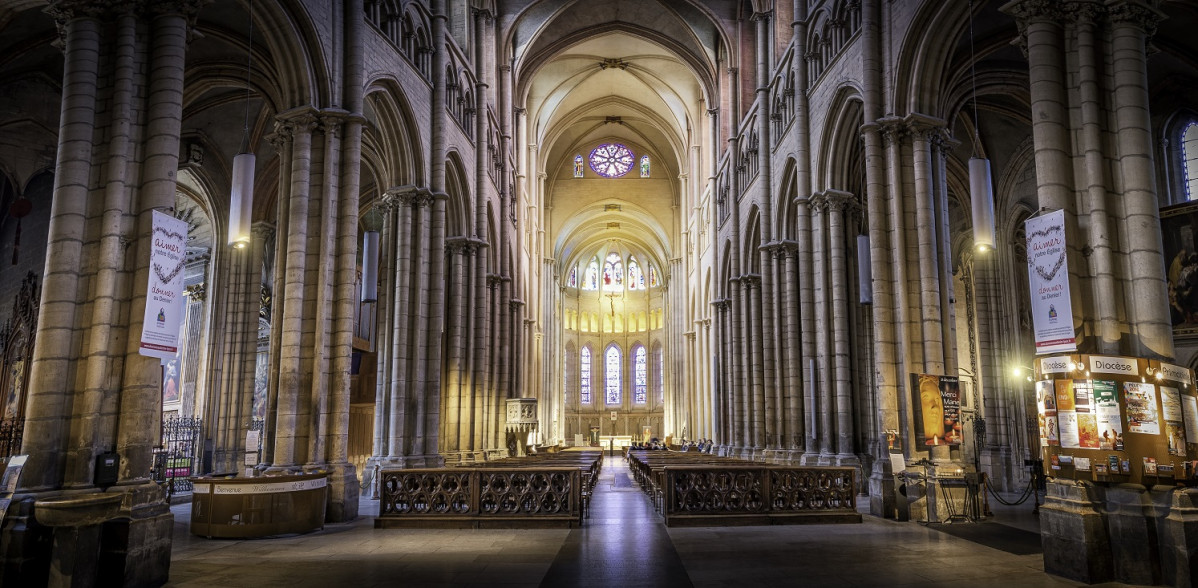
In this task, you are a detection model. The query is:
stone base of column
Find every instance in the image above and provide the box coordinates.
[980,446,1016,492]
[1161,487,1198,587]
[1040,479,1112,583]
[1104,484,1166,585]
[0,497,52,585]
[98,482,174,587]
[868,467,897,519]
[307,462,359,523]
[799,452,824,466]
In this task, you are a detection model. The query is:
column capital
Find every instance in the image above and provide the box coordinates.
[251,222,275,241]
[1000,0,1066,24]
[807,192,827,212]
[904,113,947,140]
[740,274,762,290]
[184,282,207,302]
[1062,0,1104,24]
[1105,0,1165,37]
[823,189,859,214]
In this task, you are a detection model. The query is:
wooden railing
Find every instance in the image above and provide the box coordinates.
[628,450,861,527]
[376,451,602,529]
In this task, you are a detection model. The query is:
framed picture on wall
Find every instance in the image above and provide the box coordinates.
[1160,201,1198,337]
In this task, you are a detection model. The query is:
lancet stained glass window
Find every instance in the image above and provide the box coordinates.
[640,155,650,178]
[580,347,592,404]
[648,265,659,287]
[589,143,635,178]
[583,259,599,290]
[633,344,647,403]
[603,252,623,290]
[573,154,584,178]
[1185,122,1198,200]
[567,267,578,288]
[605,345,621,404]
[627,256,644,290]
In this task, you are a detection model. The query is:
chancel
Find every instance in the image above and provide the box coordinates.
[0,0,1196,586]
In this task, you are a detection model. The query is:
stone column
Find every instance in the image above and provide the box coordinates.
[744,274,764,451]
[906,116,945,375]
[1070,1,1120,354]
[810,193,833,461]
[1108,1,1172,359]
[782,242,803,456]
[825,191,858,463]
[270,112,318,471]
[1002,0,1086,342]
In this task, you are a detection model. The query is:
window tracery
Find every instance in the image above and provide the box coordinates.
[605,344,621,404]
[589,143,635,178]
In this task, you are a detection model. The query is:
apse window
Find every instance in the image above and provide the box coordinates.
[627,256,644,290]
[633,344,647,403]
[589,143,635,178]
[1185,122,1198,200]
[580,347,592,404]
[583,258,599,290]
[605,344,622,404]
[603,252,623,290]
[573,154,584,178]
[640,155,650,178]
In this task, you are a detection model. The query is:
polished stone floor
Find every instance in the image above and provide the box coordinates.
[165,457,1142,587]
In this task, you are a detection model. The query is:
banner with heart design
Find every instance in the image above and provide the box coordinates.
[1026,209,1077,354]
[139,210,188,361]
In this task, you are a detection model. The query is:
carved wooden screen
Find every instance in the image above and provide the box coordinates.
[0,272,37,459]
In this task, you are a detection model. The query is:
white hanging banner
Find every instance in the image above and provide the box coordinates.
[1026,209,1077,354]
[139,210,188,361]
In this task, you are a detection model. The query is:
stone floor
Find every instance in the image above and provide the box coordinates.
[165,457,1145,587]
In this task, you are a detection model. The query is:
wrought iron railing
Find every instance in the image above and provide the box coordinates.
[0,418,22,461]
[152,416,202,497]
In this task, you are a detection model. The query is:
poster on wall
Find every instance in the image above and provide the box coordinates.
[1162,386,1186,455]
[1124,382,1160,435]
[1026,209,1077,354]
[1184,394,1198,443]
[1093,380,1124,450]
[1036,379,1058,447]
[911,373,962,446]
[1160,201,1198,337]
[1073,380,1099,449]
[139,210,188,361]
[1055,379,1080,448]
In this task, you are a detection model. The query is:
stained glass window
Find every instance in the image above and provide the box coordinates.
[627,256,644,290]
[583,259,599,290]
[648,265,659,287]
[653,343,663,403]
[1185,122,1198,200]
[633,344,647,403]
[640,155,650,178]
[580,347,592,404]
[589,143,635,178]
[573,154,584,178]
[567,267,578,288]
[603,252,623,290]
[605,345,621,404]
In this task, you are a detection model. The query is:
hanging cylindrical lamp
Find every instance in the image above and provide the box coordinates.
[361,230,379,302]
[229,0,255,249]
[228,152,255,248]
[970,157,995,252]
[857,234,873,304]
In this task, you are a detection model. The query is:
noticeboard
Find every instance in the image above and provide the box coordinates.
[1036,355,1196,485]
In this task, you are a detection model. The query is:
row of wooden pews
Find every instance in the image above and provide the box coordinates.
[375,450,603,529]
[626,450,862,527]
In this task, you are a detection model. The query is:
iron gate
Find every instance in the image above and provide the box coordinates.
[152,416,202,497]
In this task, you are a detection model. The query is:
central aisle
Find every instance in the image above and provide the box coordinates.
[539,455,694,588]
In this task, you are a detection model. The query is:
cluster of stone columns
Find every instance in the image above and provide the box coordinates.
[6,1,204,582]
[1001,0,1172,360]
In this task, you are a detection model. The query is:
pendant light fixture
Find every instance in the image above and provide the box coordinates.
[228,0,255,249]
[967,0,995,253]
[360,206,381,303]
[857,234,872,304]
